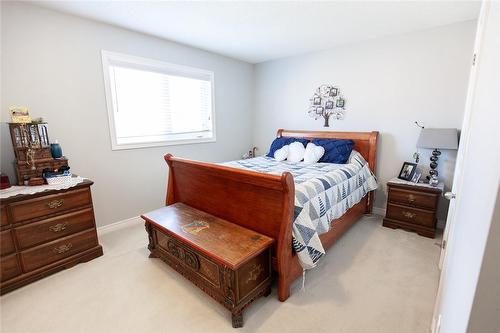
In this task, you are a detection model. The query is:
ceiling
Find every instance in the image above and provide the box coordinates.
[33,1,481,64]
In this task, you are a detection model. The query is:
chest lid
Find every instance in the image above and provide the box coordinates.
[142,203,274,269]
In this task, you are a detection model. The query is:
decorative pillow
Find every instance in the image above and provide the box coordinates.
[267,137,308,157]
[274,145,289,161]
[287,142,306,162]
[312,139,354,164]
[303,143,325,164]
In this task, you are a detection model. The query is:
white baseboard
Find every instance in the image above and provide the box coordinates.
[97,216,142,236]
[372,207,386,217]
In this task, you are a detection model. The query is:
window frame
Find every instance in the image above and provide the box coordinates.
[101,50,216,150]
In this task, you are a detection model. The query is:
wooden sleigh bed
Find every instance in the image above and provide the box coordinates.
[163,129,378,301]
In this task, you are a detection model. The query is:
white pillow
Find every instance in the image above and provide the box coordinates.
[303,142,325,164]
[274,145,289,161]
[287,142,306,162]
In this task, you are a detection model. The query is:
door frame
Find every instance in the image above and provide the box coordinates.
[431,1,490,332]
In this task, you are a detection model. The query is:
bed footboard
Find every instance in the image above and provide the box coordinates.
[164,154,295,301]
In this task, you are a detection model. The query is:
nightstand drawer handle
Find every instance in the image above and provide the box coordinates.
[402,211,417,219]
[47,199,64,209]
[49,223,67,233]
[407,194,416,203]
[53,243,72,254]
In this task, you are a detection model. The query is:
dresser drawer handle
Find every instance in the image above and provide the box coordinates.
[49,223,67,233]
[53,243,72,254]
[402,211,417,219]
[47,199,64,209]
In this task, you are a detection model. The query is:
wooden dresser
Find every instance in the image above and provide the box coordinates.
[1,179,103,294]
[383,178,443,238]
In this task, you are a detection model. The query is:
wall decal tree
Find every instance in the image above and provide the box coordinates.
[307,84,346,127]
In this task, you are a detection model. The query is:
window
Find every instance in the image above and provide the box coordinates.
[101,51,215,150]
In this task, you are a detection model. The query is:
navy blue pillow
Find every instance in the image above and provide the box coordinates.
[267,137,308,157]
[312,139,355,164]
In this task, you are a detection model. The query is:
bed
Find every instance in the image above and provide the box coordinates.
[163,129,378,301]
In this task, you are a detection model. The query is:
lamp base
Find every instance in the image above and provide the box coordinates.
[428,175,439,187]
[426,148,441,184]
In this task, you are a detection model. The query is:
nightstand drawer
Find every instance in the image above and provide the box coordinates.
[386,204,435,227]
[389,188,438,210]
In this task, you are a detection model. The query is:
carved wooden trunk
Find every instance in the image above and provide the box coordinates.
[0,179,103,294]
[142,203,274,328]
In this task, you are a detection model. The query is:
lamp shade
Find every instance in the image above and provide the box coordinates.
[417,128,458,150]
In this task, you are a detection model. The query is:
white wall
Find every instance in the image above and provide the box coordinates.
[0,2,254,227]
[253,21,476,218]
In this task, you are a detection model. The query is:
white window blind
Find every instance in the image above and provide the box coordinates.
[102,51,215,150]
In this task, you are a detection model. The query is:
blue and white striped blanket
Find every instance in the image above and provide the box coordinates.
[223,151,378,269]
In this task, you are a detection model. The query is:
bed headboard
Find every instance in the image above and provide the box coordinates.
[277,129,379,175]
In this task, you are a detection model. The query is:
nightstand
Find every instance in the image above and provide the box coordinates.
[383,178,444,238]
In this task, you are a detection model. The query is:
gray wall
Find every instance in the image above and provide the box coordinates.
[252,21,476,218]
[1,2,478,226]
[1,2,254,227]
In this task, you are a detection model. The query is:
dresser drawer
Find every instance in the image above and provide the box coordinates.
[15,208,96,250]
[1,230,16,256]
[386,204,435,227]
[389,188,438,210]
[1,254,22,282]
[20,229,98,272]
[1,205,8,227]
[10,188,91,223]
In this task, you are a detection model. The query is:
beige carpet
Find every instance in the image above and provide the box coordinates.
[0,215,441,333]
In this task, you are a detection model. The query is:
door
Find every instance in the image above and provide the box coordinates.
[437,4,485,270]
[431,1,500,332]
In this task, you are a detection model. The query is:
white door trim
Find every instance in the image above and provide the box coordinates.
[431,2,490,332]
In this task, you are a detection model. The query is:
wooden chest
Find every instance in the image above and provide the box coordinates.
[383,179,443,238]
[142,203,274,328]
[0,179,103,294]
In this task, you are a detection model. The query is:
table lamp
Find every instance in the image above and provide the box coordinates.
[417,128,458,186]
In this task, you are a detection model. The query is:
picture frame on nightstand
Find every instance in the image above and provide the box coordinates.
[411,171,422,183]
[398,162,417,181]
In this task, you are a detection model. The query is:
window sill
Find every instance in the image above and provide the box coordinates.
[110,137,216,151]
